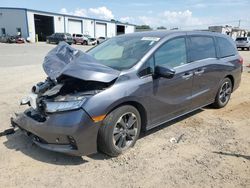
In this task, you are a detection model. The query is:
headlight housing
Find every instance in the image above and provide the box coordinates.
[45,95,86,113]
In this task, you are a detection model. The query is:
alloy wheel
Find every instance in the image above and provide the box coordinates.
[219,81,232,105]
[113,112,138,150]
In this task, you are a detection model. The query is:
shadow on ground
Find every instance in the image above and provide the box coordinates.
[141,109,203,138]
[213,151,250,160]
[3,130,88,165]
[3,109,204,163]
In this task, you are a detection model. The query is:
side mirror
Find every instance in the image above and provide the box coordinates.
[154,65,175,79]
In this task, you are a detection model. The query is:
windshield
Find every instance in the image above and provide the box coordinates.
[87,36,160,70]
[236,37,247,41]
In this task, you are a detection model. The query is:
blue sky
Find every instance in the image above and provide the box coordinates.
[1,0,250,29]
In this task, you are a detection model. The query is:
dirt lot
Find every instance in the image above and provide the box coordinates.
[0,43,249,188]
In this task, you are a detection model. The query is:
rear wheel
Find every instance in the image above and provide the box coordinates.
[83,40,88,45]
[98,105,141,157]
[213,78,232,108]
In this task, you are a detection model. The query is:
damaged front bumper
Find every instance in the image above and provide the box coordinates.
[11,108,100,156]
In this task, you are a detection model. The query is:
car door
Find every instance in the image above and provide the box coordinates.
[148,36,194,127]
[187,35,220,109]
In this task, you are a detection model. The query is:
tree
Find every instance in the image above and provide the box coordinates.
[157,26,166,30]
[135,25,152,30]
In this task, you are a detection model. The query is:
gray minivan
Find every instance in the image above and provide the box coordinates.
[12,31,242,157]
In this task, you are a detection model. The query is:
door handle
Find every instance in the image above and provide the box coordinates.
[194,68,205,75]
[182,72,193,79]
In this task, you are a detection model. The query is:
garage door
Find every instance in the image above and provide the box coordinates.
[68,19,82,34]
[96,23,107,38]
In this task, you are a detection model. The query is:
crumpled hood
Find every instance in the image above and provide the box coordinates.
[43,42,120,82]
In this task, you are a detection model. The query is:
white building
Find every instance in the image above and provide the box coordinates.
[208,25,248,40]
[0,7,135,42]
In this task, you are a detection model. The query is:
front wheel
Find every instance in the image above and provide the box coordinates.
[213,78,232,108]
[98,105,141,157]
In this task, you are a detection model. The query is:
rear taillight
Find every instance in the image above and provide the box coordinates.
[239,56,244,65]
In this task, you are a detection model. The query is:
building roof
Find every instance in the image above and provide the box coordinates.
[125,30,227,38]
[0,7,136,26]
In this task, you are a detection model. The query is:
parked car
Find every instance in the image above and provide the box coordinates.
[0,35,17,43]
[97,36,108,44]
[72,33,86,45]
[46,33,73,45]
[235,37,250,50]
[12,31,242,157]
[15,36,25,44]
[83,34,97,45]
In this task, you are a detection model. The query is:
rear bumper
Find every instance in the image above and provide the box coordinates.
[232,66,242,92]
[11,108,100,156]
[74,39,84,43]
[236,44,250,48]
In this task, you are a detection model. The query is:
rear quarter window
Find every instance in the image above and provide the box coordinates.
[189,36,216,62]
[216,37,237,58]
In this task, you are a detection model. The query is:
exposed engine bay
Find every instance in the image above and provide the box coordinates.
[20,42,119,116]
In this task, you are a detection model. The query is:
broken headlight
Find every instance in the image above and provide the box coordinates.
[45,96,86,113]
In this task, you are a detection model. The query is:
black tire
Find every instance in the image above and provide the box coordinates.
[98,105,141,157]
[213,78,232,108]
[83,40,88,45]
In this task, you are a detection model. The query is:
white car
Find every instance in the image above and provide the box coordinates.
[97,37,108,44]
[235,37,250,51]
[83,35,97,45]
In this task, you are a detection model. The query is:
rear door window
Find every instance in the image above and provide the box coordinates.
[189,36,216,62]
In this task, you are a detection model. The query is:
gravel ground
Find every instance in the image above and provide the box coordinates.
[0,43,249,188]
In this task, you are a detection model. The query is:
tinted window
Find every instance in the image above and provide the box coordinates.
[236,37,247,41]
[189,36,216,62]
[76,34,82,37]
[154,37,187,68]
[217,37,236,58]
